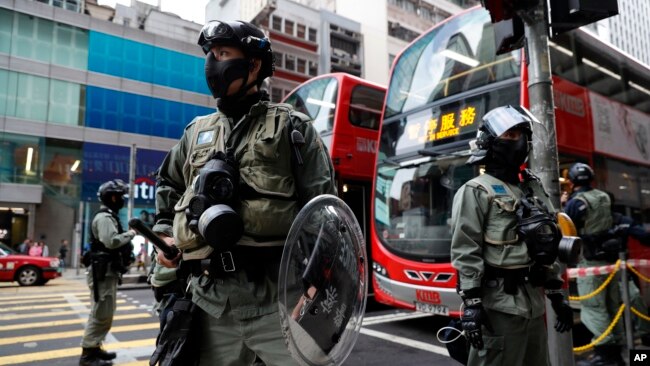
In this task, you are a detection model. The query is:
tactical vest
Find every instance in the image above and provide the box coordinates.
[173,101,303,255]
[574,189,612,235]
[468,173,554,247]
[89,208,134,271]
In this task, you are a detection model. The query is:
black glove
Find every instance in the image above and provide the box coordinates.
[150,297,197,366]
[547,291,573,333]
[460,297,493,350]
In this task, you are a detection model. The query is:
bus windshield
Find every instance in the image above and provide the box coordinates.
[283,76,338,135]
[374,154,477,261]
[385,7,520,118]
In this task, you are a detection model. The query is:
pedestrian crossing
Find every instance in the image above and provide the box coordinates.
[0,287,159,366]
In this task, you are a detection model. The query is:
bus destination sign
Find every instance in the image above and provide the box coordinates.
[406,106,478,143]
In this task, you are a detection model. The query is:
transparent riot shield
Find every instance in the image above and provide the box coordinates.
[279,194,368,366]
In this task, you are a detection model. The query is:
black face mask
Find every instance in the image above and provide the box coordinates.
[490,134,529,168]
[107,195,125,212]
[204,52,251,99]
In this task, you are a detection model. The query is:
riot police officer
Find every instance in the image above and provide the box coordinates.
[451,105,573,366]
[153,20,336,365]
[80,179,136,366]
[564,163,625,366]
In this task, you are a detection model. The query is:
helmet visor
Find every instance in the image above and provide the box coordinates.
[482,106,535,138]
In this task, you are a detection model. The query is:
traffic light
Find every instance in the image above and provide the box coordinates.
[549,0,619,36]
[480,1,537,55]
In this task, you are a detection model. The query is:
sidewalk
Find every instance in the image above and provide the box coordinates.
[61,267,150,290]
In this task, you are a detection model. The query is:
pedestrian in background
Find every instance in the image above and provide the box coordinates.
[18,238,30,254]
[59,239,69,269]
[41,240,50,257]
[29,242,42,257]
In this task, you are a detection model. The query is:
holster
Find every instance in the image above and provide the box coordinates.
[90,253,110,302]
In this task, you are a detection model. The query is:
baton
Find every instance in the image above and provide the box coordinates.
[128,218,180,260]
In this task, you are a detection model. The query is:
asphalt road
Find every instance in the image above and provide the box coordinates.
[0,277,461,366]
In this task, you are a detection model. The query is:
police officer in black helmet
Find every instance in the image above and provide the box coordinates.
[80,179,136,366]
[153,20,336,366]
[563,163,625,366]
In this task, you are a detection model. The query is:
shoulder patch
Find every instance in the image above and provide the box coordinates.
[491,185,507,195]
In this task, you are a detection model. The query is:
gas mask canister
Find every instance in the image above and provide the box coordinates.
[186,152,244,249]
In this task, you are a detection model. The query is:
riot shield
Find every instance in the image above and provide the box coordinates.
[279,194,368,366]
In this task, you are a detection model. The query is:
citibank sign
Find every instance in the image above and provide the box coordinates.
[133,177,156,201]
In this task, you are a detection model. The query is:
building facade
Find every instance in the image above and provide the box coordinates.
[207,0,478,87]
[0,0,214,258]
[588,0,650,68]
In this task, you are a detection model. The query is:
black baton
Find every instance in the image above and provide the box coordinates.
[128,218,180,260]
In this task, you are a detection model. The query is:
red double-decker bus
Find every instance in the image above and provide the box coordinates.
[371,6,650,317]
[283,73,386,273]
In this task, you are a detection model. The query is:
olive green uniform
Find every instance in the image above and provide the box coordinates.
[451,173,561,366]
[81,207,135,348]
[572,189,624,346]
[154,101,336,366]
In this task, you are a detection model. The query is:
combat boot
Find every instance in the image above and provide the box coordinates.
[79,347,113,366]
[96,347,117,360]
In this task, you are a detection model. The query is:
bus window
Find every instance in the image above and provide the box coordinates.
[385,9,520,118]
[349,85,384,130]
[283,76,338,135]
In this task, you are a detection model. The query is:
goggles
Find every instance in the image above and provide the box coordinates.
[199,20,242,54]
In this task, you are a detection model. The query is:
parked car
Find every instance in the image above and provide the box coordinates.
[0,242,61,286]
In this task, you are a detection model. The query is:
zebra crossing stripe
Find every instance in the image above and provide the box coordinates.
[0,292,88,301]
[0,338,155,365]
[0,295,91,306]
[0,313,150,332]
[0,305,140,321]
[0,322,160,346]
[0,299,127,313]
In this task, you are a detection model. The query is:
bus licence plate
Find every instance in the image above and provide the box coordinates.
[415,302,449,316]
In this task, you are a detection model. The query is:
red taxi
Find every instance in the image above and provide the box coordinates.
[0,242,61,286]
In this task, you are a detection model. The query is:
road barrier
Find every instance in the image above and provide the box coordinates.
[567,258,650,353]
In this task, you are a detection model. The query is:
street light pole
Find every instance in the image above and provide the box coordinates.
[521,2,574,366]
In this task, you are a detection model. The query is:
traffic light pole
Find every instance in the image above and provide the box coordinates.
[521,2,575,366]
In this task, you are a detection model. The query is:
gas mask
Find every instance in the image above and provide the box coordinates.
[516,190,562,265]
[186,152,244,249]
[204,52,251,99]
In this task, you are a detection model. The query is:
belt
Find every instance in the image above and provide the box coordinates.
[179,246,284,281]
[484,264,532,295]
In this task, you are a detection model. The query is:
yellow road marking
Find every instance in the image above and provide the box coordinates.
[0,295,90,306]
[0,338,155,365]
[116,362,150,366]
[0,292,88,301]
[0,313,151,332]
[0,322,160,345]
[0,305,139,321]
[0,299,126,313]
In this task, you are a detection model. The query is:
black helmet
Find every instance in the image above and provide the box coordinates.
[467,105,534,165]
[97,179,129,206]
[568,162,594,185]
[197,20,274,86]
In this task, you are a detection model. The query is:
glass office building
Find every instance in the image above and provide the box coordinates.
[0,1,213,252]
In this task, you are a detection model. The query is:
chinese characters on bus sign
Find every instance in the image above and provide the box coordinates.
[407,106,477,143]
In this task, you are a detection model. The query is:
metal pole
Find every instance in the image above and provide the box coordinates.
[74,201,83,276]
[522,2,574,366]
[619,251,635,350]
[128,144,136,221]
